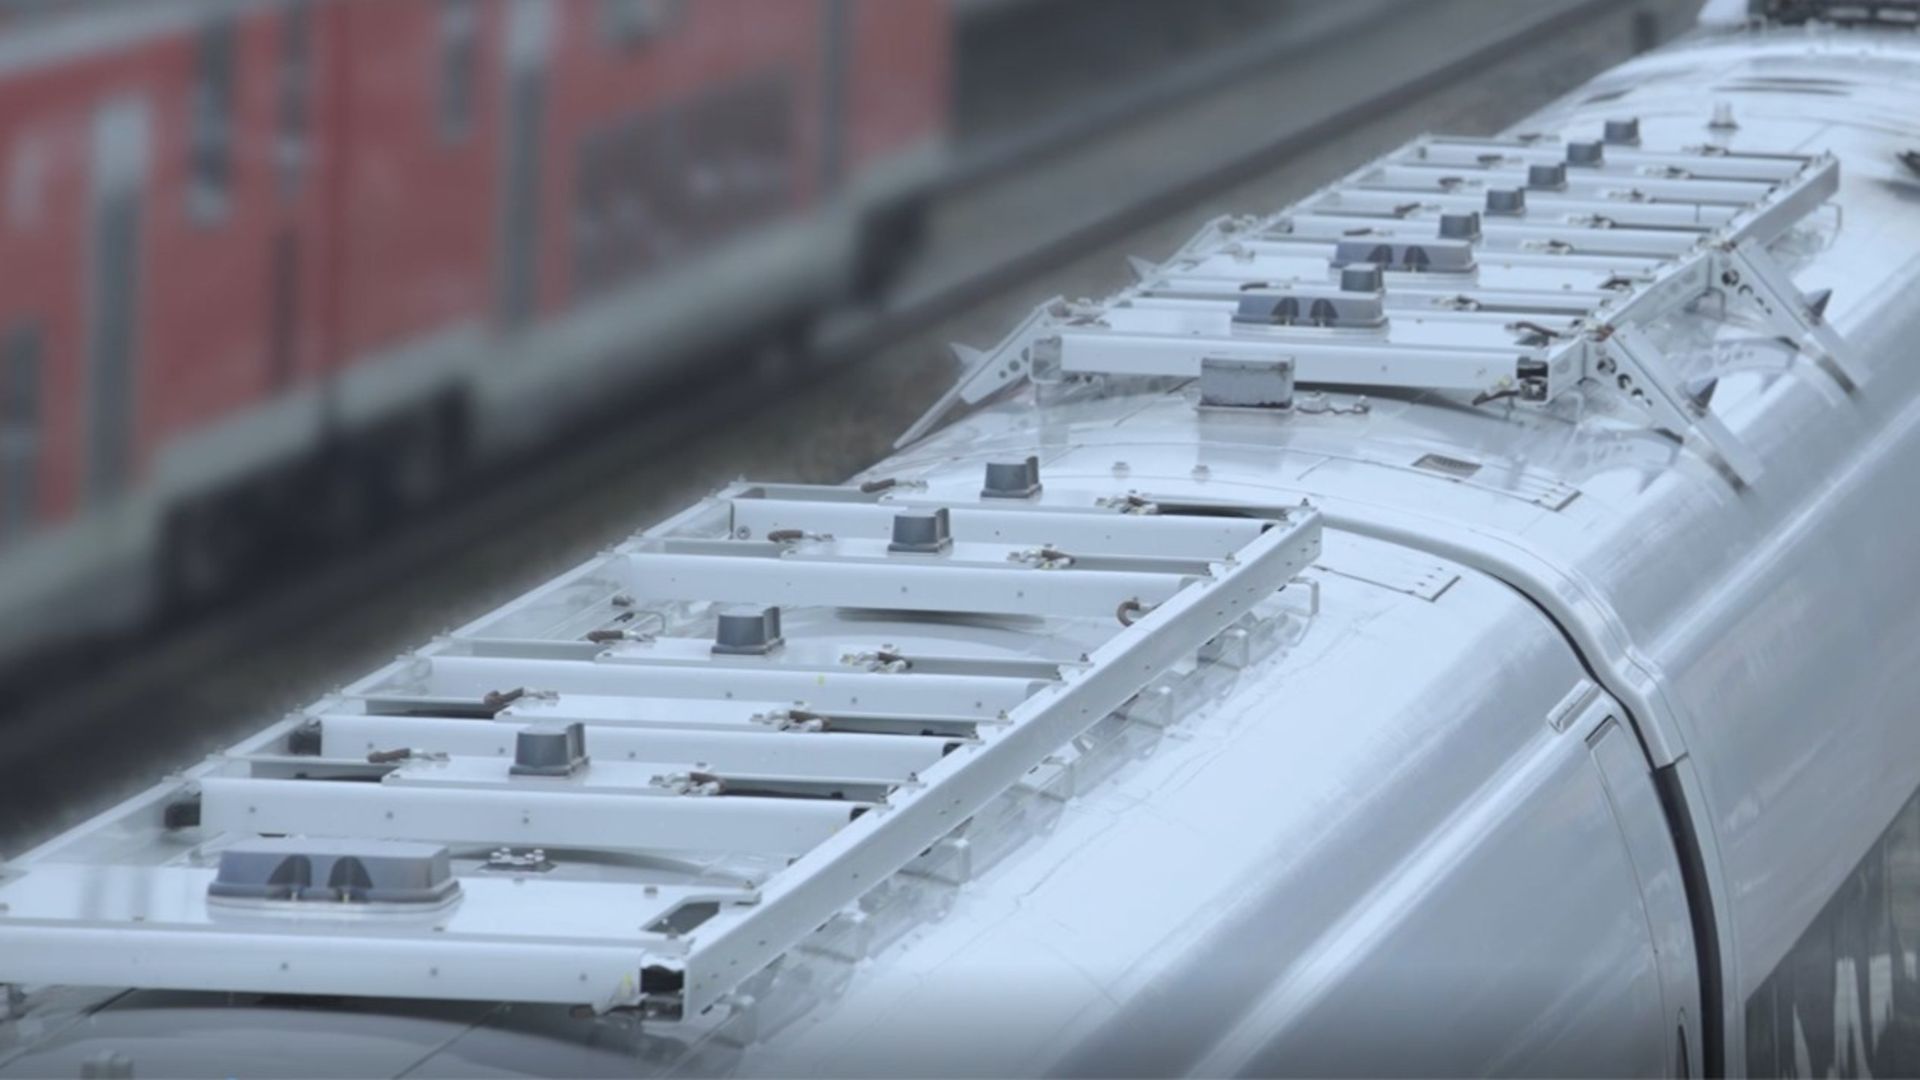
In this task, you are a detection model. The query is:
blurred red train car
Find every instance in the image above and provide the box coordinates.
[0,0,948,660]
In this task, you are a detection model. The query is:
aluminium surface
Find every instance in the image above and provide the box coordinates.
[0,534,1677,1076]
[3,15,1915,1080]
[876,25,1920,1074]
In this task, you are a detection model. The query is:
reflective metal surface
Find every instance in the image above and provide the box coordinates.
[7,18,1920,1080]
[1746,784,1920,1077]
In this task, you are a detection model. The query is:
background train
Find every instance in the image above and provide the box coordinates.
[0,0,947,662]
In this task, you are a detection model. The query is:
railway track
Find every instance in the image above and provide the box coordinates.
[0,0,1695,855]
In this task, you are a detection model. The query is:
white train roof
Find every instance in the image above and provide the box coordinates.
[7,20,1920,1079]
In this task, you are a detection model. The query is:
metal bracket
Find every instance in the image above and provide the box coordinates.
[896,298,1080,448]
[898,133,1845,485]
[1052,324,1532,401]
[0,482,1322,1020]
[1717,238,1863,391]
[1597,326,1763,486]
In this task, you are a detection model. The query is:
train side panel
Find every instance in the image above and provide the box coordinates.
[143,7,339,497]
[333,2,500,367]
[844,0,951,174]
[1511,36,1920,1073]
[829,26,1920,1073]
[726,535,1695,1077]
[544,0,826,310]
[0,51,99,537]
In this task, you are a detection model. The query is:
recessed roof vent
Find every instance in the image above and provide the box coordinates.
[1199,356,1294,411]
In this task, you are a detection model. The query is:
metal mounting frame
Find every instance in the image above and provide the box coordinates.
[898,133,1846,487]
[0,483,1322,1020]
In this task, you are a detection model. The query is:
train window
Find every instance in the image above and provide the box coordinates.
[0,323,41,540]
[1744,783,1920,1076]
[87,102,144,505]
[187,17,236,223]
[277,1,312,197]
[496,0,550,328]
[680,76,793,243]
[439,0,479,142]
[570,110,682,301]
[572,130,612,295]
[598,0,684,49]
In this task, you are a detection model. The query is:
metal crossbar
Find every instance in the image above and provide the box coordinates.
[899,132,1852,486]
[0,483,1322,1020]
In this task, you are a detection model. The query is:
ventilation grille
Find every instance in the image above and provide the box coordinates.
[1412,452,1483,479]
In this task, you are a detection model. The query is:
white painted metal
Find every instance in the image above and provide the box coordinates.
[0,487,1321,1017]
[8,19,1920,1080]
[197,775,867,857]
[313,713,956,777]
[901,139,1844,490]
